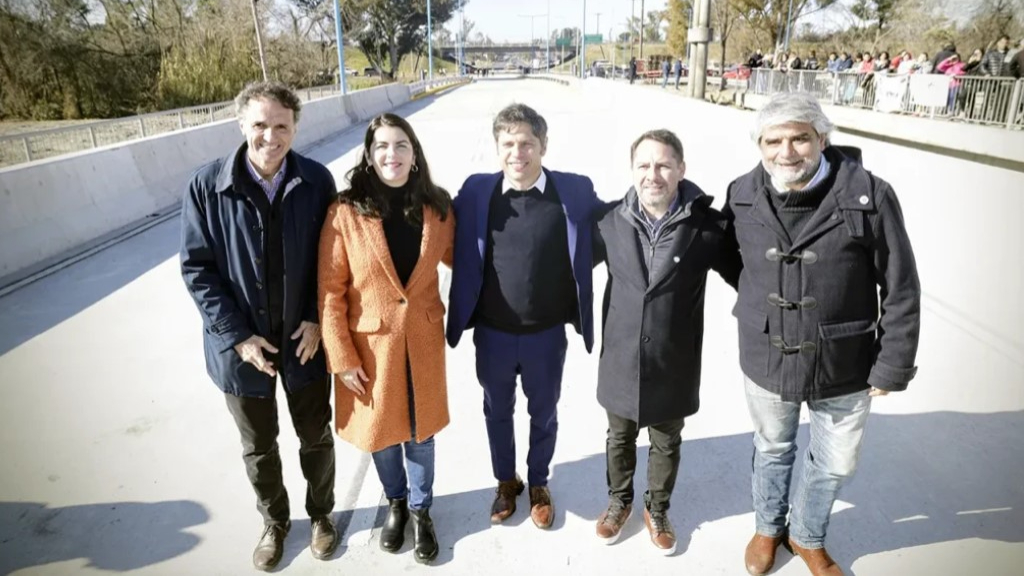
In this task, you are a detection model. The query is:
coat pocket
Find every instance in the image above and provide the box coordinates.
[815,318,877,385]
[732,302,769,376]
[349,316,382,333]
[426,303,446,324]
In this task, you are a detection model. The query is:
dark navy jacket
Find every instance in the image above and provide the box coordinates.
[180,144,335,397]
[446,168,601,352]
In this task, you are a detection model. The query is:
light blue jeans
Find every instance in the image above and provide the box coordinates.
[744,376,872,549]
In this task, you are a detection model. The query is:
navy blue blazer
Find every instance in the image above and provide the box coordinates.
[445,168,601,352]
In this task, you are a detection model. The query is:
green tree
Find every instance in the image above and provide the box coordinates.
[666,0,693,57]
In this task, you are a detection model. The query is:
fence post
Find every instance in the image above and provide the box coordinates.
[138,117,147,137]
[22,137,32,162]
[88,125,97,148]
[1006,79,1023,129]
[831,73,840,105]
[209,108,215,123]
[178,112,185,129]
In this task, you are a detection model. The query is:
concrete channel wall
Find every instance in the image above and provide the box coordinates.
[0,83,414,286]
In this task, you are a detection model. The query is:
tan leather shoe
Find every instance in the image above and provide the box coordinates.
[642,508,676,555]
[490,474,524,524]
[786,538,844,576]
[595,499,632,544]
[529,486,554,529]
[744,533,785,575]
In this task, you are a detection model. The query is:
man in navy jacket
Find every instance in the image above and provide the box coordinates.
[446,103,601,530]
[180,81,337,570]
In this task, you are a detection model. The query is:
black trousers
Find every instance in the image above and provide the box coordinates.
[605,410,686,514]
[224,377,335,526]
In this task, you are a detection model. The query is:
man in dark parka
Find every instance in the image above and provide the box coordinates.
[727,92,920,576]
[591,129,741,554]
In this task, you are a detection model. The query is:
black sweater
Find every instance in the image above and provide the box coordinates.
[381,184,422,287]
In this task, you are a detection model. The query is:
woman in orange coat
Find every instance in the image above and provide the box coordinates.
[318,113,453,564]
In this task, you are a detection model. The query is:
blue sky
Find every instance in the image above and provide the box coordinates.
[445,0,669,43]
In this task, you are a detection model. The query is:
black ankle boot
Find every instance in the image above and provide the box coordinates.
[380,498,408,553]
[410,507,439,564]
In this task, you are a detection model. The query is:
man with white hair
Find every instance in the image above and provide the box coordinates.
[724,92,920,576]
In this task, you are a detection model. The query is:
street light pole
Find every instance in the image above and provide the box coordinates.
[581,0,587,78]
[333,0,347,93]
[630,0,636,60]
[639,0,645,60]
[427,0,433,80]
[783,0,795,52]
[546,0,551,71]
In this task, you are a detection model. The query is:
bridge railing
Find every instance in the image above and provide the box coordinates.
[0,80,469,170]
[748,68,1024,130]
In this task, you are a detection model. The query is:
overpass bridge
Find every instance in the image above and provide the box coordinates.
[0,77,1022,575]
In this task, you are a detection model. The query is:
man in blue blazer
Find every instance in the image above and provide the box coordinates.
[446,103,601,529]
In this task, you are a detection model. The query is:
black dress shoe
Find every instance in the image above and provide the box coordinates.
[380,498,409,553]
[310,515,339,560]
[253,521,290,571]
[410,507,439,564]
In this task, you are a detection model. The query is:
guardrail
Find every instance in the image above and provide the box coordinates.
[0,79,468,169]
[407,76,472,97]
[747,69,1024,130]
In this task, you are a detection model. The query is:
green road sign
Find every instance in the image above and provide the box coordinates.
[555,38,573,47]
[584,34,603,43]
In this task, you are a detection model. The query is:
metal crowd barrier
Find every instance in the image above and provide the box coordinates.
[0,79,469,169]
[747,68,1024,130]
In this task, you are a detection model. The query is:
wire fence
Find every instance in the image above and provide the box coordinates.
[747,69,1024,130]
[0,79,466,170]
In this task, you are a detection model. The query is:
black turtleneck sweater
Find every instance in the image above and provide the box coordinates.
[767,163,837,242]
[381,184,421,287]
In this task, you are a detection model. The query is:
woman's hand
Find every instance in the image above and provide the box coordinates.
[338,367,370,395]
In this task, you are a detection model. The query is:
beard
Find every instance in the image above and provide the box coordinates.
[765,156,821,188]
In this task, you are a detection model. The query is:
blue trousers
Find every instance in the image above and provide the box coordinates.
[473,324,568,487]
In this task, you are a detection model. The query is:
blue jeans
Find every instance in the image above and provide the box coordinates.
[370,365,436,510]
[744,376,872,549]
[372,436,435,510]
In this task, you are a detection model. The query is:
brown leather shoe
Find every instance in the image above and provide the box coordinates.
[786,538,844,576]
[490,474,524,524]
[595,498,632,544]
[529,486,554,529]
[642,508,676,555]
[310,515,339,560]
[252,521,290,571]
[744,533,785,575]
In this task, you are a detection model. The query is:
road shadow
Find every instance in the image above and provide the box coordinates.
[339,410,1024,570]
[0,500,208,574]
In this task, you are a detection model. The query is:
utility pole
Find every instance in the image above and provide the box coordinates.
[596,12,602,42]
[630,0,636,59]
[250,0,269,81]
[639,0,645,60]
[547,0,551,71]
[687,0,711,100]
[427,0,434,80]
[581,0,587,78]
[333,0,347,93]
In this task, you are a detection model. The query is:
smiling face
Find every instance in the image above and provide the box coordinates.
[368,125,416,187]
[632,139,685,218]
[496,122,546,190]
[239,97,296,178]
[758,121,827,190]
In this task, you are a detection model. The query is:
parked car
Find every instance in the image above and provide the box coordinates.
[722,64,752,80]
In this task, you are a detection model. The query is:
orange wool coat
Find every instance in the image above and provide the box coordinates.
[318,200,454,453]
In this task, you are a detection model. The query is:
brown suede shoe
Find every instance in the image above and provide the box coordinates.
[642,508,676,555]
[595,498,632,544]
[490,474,524,524]
[744,533,785,575]
[786,538,844,576]
[529,486,554,529]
